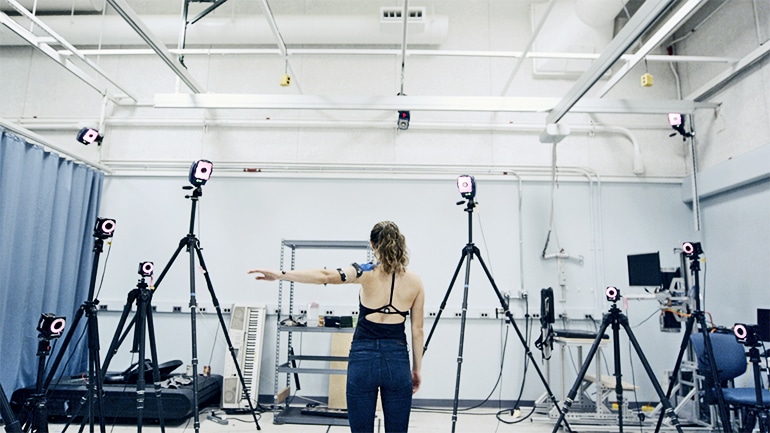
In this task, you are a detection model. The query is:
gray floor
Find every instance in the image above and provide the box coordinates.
[44,408,710,433]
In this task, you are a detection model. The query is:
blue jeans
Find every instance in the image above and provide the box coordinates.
[346,339,412,433]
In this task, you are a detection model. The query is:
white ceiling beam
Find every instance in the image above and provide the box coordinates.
[0,11,116,100]
[3,0,138,102]
[686,42,770,101]
[598,0,706,97]
[546,0,677,124]
[154,93,708,114]
[104,0,205,94]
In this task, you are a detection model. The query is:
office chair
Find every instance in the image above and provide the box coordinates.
[691,332,770,433]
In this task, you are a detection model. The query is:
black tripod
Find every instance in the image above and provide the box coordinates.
[21,223,113,433]
[0,382,22,433]
[20,333,56,432]
[551,292,684,433]
[742,341,769,433]
[423,194,570,433]
[149,185,260,433]
[100,273,166,433]
[654,247,732,433]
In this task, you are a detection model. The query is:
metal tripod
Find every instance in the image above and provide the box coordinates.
[423,195,571,433]
[0,382,22,433]
[100,275,166,433]
[23,229,110,433]
[150,185,261,433]
[654,248,732,433]
[550,297,684,433]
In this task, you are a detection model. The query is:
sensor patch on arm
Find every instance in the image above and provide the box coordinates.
[352,262,376,278]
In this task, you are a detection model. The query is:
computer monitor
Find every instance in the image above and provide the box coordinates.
[627,252,663,287]
[758,308,770,342]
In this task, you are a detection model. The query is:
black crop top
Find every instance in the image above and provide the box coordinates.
[359,273,409,319]
[353,273,409,341]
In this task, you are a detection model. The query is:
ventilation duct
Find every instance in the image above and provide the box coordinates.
[531,0,628,76]
[0,0,102,13]
[0,13,448,47]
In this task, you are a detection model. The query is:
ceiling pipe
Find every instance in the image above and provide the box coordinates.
[15,117,647,175]
[0,14,450,46]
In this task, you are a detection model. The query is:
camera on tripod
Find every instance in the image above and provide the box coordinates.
[605,286,620,302]
[733,323,762,347]
[682,241,702,257]
[138,261,154,277]
[457,175,475,200]
[37,313,66,339]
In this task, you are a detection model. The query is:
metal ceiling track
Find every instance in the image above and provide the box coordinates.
[547,0,678,124]
[105,0,205,93]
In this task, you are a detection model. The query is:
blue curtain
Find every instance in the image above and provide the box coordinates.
[0,128,104,394]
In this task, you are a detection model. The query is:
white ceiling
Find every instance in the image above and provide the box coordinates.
[0,0,764,120]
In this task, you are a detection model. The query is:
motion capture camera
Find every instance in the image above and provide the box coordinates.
[189,159,213,186]
[457,175,476,200]
[682,241,703,257]
[37,313,66,339]
[94,217,116,239]
[138,261,154,277]
[76,127,103,145]
[605,286,621,302]
[733,323,761,346]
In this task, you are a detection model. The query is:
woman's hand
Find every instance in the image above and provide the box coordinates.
[248,268,281,281]
[411,370,421,394]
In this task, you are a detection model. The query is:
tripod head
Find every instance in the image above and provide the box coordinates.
[183,185,203,199]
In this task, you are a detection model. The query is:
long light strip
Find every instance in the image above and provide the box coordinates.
[598,0,706,97]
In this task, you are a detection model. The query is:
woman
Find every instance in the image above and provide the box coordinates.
[249,221,424,433]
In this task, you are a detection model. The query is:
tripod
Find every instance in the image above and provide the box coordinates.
[0,382,22,433]
[100,274,166,433]
[551,295,685,433]
[20,227,111,433]
[423,195,571,433]
[19,334,56,432]
[654,248,732,433]
[149,185,260,433]
[741,341,769,433]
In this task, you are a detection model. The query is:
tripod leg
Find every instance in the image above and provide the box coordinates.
[0,383,22,433]
[100,290,140,376]
[194,246,261,430]
[85,304,107,433]
[551,315,612,433]
[423,249,469,355]
[135,293,149,433]
[697,313,733,433]
[186,240,201,433]
[654,315,696,432]
[611,312,624,433]
[472,249,572,431]
[449,249,473,433]
[618,314,684,433]
[145,302,166,433]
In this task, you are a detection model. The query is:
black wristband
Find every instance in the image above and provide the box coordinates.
[336,267,347,282]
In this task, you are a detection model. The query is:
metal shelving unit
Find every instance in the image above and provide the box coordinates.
[272,239,372,426]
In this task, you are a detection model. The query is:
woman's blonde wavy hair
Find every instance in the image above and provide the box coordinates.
[370,221,409,274]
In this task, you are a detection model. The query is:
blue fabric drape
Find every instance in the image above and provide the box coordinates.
[0,128,104,394]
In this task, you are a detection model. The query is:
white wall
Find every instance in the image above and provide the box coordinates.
[94,174,695,403]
